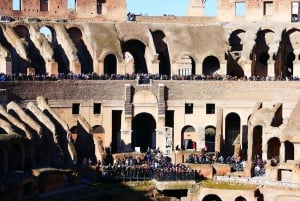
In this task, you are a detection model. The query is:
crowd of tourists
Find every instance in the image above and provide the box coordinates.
[96,149,201,182]
[185,152,246,172]
[0,72,299,82]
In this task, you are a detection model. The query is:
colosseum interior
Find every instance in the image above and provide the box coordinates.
[1,0,300,200]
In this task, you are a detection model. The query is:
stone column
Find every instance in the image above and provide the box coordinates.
[215,108,223,153]
[46,61,58,75]
[267,60,275,78]
[196,127,205,151]
[120,129,132,152]
[247,124,253,163]
[70,61,81,74]
[279,141,285,163]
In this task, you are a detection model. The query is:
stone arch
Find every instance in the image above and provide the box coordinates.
[131,112,156,152]
[8,143,23,172]
[70,125,78,142]
[224,112,241,157]
[284,141,294,161]
[181,125,196,150]
[267,137,280,160]
[227,29,246,78]
[251,29,274,78]
[202,55,220,76]
[13,24,46,74]
[93,125,105,148]
[202,194,222,201]
[177,54,196,77]
[39,25,69,74]
[282,28,300,79]
[151,30,171,76]
[67,27,93,74]
[205,125,216,152]
[122,39,148,74]
[104,54,117,75]
[252,125,263,160]
[235,196,247,201]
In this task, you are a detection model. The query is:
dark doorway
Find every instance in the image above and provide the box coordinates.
[104,54,117,75]
[202,194,222,201]
[67,27,93,74]
[112,110,122,153]
[252,125,262,160]
[285,141,294,161]
[132,113,156,152]
[202,56,220,76]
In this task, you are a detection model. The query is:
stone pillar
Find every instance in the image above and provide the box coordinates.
[267,61,275,78]
[46,61,58,75]
[279,141,285,163]
[294,143,300,160]
[27,67,35,75]
[293,62,300,78]
[247,125,253,163]
[243,63,252,78]
[70,61,81,74]
[97,60,104,75]
[261,136,268,162]
[196,127,205,151]
[215,108,223,153]
[120,129,132,152]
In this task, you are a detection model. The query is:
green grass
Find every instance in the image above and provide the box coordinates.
[199,179,257,190]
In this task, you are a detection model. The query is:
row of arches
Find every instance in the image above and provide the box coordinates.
[0,23,221,77]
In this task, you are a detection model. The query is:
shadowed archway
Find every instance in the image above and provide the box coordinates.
[132,113,156,152]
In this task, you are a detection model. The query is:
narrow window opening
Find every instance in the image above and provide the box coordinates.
[235,2,245,16]
[263,1,273,16]
[68,0,76,13]
[185,103,193,114]
[40,0,49,11]
[72,103,80,114]
[292,2,300,22]
[94,103,101,114]
[12,0,21,11]
[97,0,102,15]
[206,103,215,114]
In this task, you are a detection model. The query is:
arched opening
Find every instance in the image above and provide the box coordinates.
[93,125,105,150]
[181,125,196,150]
[284,141,294,161]
[8,143,22,172]
[252,125,262,160]
[151,30,171,76]
[235,196,247,201]
[224,113,241,158]
[67,27,93,74]
[0,148,4,177]
[202,56,220,76]
[178,55,195,78]
[267,137,280,160]
[104,54,117,75]
[122,39,148,74]
[132,113,156,152]
[229,29,245,52]
[70,126,78,143]
[285,52,295,78]
[14,25,46,75]
[205,126,216,152]
[251,29,273,78]
[39,26,69,74]
[227,29,245,79]
[202,194,222,201]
